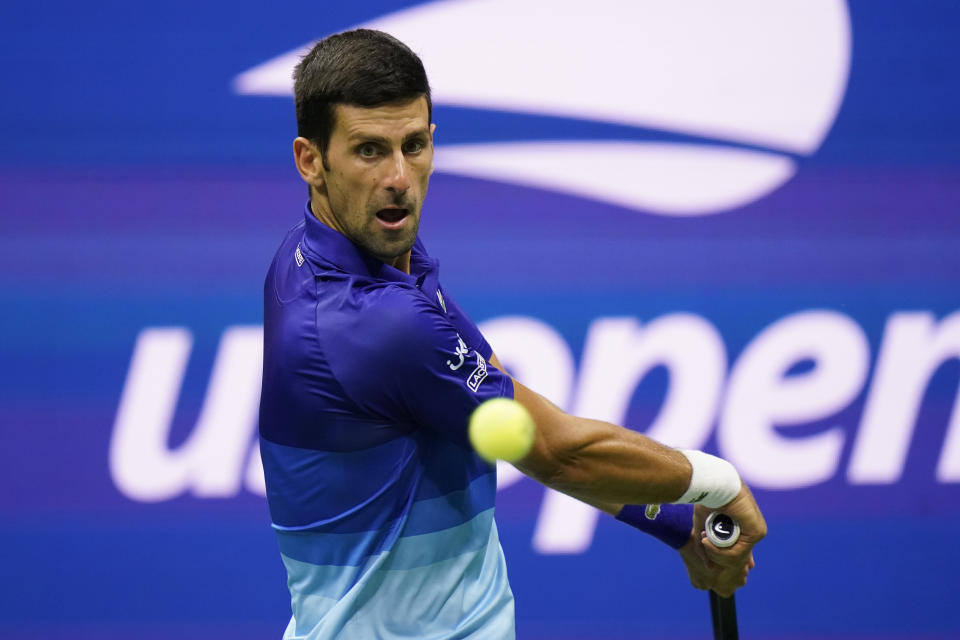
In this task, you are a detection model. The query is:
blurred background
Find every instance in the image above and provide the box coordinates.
[2,1,958,638]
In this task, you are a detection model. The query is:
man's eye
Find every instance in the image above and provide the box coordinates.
[404,140,425,154]
[358,144,379,158]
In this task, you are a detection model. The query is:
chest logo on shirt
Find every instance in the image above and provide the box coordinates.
[447,335,469,370]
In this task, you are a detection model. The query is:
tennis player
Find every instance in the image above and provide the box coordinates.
[259,28,766,640]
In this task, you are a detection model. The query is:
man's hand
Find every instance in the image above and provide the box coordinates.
[681,482,766,597]
[696,482,767,563]
[679,532,755,597]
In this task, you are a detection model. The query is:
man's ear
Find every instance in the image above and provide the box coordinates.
[293,137,325,191]
[428,123,437,175]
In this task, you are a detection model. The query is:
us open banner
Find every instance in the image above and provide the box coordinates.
[1,1,958,638]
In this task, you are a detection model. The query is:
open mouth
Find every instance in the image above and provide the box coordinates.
[376,208,409,224]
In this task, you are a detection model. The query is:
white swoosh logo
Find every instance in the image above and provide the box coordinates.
[435,141,795,216]
[233,0,851,216]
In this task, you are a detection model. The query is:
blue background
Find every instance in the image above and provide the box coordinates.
[2,1,959,638]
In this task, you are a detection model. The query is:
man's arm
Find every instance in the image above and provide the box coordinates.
[490,357,766,595]
[510,378,691,506]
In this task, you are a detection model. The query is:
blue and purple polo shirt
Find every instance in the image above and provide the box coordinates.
[259,204,516,639]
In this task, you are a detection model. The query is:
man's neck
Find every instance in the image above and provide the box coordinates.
[389,252,411,274]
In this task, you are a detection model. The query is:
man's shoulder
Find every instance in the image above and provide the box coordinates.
[274,218,308,259]
[321,280,443,349]
[266,219,313,297]
[314,283,461,396]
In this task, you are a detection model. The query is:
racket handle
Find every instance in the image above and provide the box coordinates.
[703,512,742,638]
[710,590,739,640]
[704,512,740,548]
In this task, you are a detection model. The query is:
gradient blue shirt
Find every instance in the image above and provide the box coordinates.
[259,204,516,639]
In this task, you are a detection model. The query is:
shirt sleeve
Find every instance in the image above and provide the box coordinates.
[318,284,513,445]
[438,286,494,361]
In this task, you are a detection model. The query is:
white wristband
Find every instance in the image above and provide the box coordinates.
[674,450,741,509]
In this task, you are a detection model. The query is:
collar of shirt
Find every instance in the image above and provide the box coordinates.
[299,201,442,301]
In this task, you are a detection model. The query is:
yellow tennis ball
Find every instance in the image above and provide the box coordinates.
[469,398,535,463]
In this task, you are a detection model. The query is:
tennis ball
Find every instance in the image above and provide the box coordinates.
[468,398,535,463]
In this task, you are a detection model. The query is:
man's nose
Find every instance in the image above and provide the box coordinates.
[385,150,411,194]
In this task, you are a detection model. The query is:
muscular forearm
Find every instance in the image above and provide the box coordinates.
[511,379,693,507]
[500,362,767,598]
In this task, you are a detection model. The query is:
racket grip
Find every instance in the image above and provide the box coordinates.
[704,512,742,639]
[710,590,739,640]
[704,512,740,548]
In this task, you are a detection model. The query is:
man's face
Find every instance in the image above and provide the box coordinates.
[315,97,434,266]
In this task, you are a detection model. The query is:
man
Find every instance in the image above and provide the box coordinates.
[259,29,766,639]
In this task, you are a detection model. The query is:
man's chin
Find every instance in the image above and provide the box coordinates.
[367,236,417,265]
[345,216,419,264]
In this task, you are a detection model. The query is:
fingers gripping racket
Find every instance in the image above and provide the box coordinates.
[704,512,740,640]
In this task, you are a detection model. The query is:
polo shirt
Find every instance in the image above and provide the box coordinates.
[259,203,516,639]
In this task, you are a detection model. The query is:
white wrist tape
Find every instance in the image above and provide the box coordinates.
[674,450,741,509]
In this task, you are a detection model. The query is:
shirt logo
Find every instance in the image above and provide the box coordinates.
[447,335,469,371]
[467,353,488,392]
[437,289,447,313]
[294,243,304,267]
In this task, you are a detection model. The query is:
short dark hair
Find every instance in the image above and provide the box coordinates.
[294,29,432,158]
